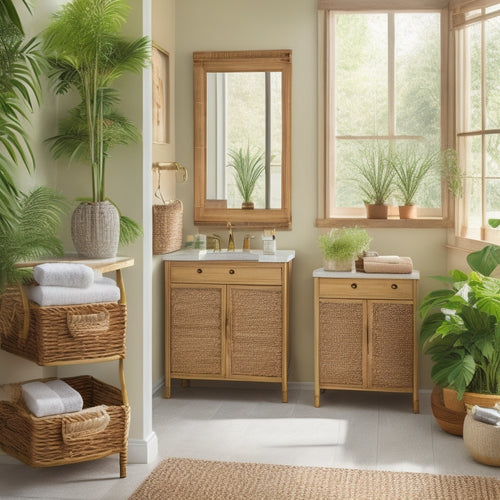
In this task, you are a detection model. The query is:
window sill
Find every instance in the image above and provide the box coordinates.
[315,217,453,229]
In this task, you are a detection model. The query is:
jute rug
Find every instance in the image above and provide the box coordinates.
[129,457,500,499]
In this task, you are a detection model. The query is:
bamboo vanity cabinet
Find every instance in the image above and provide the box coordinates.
[313,269,420,413]
[164,250,294,402]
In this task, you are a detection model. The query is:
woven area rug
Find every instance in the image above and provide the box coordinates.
[129,457,500,500]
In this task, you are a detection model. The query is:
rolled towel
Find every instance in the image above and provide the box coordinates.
[471,405,500,426]
[22,381,65,417]
[34,263,95,288]
[45,379,83,414]
[25,280,120,306]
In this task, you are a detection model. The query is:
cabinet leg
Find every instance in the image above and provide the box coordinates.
[314,393,320,408]
[120,451,127,478]
[413,395,419,414]
[282,389,288,403]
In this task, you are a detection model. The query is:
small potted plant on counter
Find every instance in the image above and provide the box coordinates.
[318,227,372,272]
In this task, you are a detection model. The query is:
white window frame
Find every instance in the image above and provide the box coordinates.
[317,1,453,228]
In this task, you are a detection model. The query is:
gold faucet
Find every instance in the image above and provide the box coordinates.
[227,222,235,251]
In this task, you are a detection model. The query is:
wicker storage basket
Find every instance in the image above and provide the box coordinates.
[0,375,130,477]
[0,286,126,365]
[153,200,183,254]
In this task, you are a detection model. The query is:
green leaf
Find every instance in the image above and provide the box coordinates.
[467,245,500,276]
[431,353,475,399]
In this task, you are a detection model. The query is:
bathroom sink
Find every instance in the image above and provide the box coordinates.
[200,250,259,261]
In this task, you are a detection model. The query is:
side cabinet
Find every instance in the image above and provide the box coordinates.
[314,272,419,413]
[165,260,292,402]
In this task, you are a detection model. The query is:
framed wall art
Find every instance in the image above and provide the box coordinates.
[152,44,170,144]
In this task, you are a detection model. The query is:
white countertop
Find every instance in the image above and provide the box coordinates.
[313,268,420,279]
[162,249,295,263]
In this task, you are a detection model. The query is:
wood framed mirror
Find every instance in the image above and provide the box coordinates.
[193,50,292,228]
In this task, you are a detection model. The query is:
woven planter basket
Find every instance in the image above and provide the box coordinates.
[71,201,120,259]
[0,375,130,477]
[153,200,183,254]
[0,286,126,365]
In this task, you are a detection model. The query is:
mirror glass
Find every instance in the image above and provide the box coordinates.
[194,50,291,228]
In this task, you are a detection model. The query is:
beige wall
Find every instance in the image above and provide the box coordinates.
[174,0,449,390]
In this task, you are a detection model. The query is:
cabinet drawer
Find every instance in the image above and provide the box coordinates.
[169,263,282,285]
[318,278,414,300]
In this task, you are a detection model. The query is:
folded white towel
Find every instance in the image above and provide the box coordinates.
[45,379,83,414]
[22,381,65,417]
[25,280,120,306]
[33,263,95,288]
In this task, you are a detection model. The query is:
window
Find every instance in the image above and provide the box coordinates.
[454,1,500,244]
[318,1,450,226]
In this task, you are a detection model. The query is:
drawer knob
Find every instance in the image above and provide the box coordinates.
[229,269,235,275]
[197,268,203,274]
[351,283,357,289]
[391,283,398,289]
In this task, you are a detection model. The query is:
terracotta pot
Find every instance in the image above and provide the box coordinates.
[398,204,417,219]
[442,387,466,413]
[462,392,500,409]
[430,386,465,436]
[365,203,388,219]
[323,258,354,272]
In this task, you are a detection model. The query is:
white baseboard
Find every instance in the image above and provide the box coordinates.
[127,431,158,464]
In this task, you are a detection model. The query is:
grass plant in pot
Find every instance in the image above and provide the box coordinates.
[318,227,372,272]
[0,1,67,294]
[419,244,500,435]
[42,0,150,258]
[351,144,394,219]
[226,146,265,209]
[390,145,439,219]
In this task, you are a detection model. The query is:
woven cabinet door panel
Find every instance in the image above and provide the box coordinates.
[369,301,413,389]
[170,286,224,376]
[318,300,364,386]
[228,286,282,378]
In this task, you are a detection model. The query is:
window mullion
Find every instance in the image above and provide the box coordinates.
[480,13,487,238]
[388,13,396,139]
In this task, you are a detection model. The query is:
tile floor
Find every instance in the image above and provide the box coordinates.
[0,383,499,499]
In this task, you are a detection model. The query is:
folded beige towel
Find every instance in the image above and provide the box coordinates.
[363,256,413,274]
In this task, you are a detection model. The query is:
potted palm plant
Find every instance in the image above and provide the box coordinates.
[226,145,265,209]
[351,144,394,219]
[0,2,67,294]
[390,146,439,219]
[419,244,500,435]
[318,227,372,272]
[42,0,150,258]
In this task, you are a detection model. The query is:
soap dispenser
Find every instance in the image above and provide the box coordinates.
[227,222,235,251]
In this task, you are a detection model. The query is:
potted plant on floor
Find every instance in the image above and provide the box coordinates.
[0,2,67,293]
[42,0,150,258]
[419,244,500,435]
[351,144,394,219]
[318,227,372,272]
[227,145,265,209]
[390,146,439,219]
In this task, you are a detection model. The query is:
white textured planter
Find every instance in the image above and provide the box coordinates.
[323,258,353,272]
[71,201,120,259]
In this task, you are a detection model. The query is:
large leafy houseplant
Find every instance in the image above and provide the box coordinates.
[227,146,265,209]
[0,2,66,293]
[42,0,150,257]
[419,244,500,400]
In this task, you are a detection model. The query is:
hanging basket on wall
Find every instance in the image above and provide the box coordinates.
[153,200,183,255]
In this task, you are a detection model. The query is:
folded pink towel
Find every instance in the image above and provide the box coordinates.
[363,256,413,274]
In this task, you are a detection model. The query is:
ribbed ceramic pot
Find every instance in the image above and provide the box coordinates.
[71,201,120,259]
[323,258,354,272]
